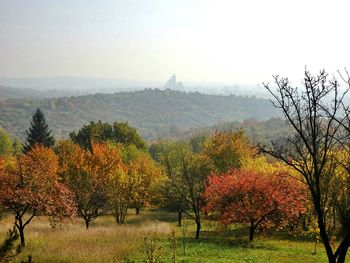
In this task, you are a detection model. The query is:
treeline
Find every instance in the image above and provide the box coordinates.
[0,89,279,140]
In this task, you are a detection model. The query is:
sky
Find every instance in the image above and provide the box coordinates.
[0,0,350,85]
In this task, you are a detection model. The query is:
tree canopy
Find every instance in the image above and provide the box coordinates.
[70,121,146,151]
[0,146,76,246]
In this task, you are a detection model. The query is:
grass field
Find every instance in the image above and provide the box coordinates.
[0,210,328,262]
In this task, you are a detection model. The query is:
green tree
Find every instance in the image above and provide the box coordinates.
[70,121,146,151]
[202,130,253,174]
[23,108,55,153]
[113,122,146,150]
[0,128,13,156]
[12,139,23,155]
[153,141,209,239]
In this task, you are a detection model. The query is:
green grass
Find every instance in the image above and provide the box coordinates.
[0,210,329,262]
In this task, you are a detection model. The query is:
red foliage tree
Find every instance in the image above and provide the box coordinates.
[0,146,76,246]
[204,169,307,241]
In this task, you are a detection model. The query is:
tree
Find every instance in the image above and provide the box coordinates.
[150,141,189,226]
[204,169,307,241]
[23,108,55,153]
[160,181,189,227]
[0,128,13,156]
[262,69,350,262]
[113,122,146,150]
[155,141,209,239]
[57,141,123,229]
[0,146,76,246]
[12,139,23,155]
[107,165,131,224]
[70,121,146,151]
[69,121,113,151]
[202,130,253,174]
[122,145,165,214]
[124,146,165,209]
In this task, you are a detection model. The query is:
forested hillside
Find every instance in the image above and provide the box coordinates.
[0,89,279,140]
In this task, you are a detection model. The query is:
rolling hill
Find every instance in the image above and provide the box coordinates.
[0,89,280,141]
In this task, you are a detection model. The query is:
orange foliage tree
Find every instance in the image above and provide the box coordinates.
[204,169,307,241]
[57,141,123,229]
[0,146,76,246]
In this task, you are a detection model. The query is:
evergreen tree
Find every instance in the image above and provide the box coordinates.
[23,108,55,153]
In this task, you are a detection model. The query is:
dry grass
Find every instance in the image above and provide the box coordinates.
[0,211,329,262]
[0,213,171,263]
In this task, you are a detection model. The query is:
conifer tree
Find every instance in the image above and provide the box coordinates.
[23,108,55,153]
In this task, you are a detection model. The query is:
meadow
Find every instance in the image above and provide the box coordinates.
[0,210,328,263]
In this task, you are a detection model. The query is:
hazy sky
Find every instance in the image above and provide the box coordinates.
[0,0,349,84]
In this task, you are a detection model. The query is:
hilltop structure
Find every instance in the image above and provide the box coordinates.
[164,74,184,90]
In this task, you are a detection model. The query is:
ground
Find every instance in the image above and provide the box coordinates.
[0,210,328,262]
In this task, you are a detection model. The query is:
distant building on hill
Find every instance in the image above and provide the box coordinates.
[164,74,184,90]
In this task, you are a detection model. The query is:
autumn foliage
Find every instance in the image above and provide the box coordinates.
[0,146,76,246]
[204,169,307,241]
[57,141,124,228]
[108,145,165,223]
[202,130,253,173]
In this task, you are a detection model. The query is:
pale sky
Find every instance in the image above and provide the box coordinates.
[0,0,349,85]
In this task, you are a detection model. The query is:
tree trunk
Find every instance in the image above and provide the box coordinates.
[177,209,182,227]
[85,219,90,229]
[314,198,336,263]
[135,207,140,215]
[335,231,350,263]
[19,227,25,247]
[249,223,255,242]
[16,216,25,247]
[114,204,128,224]
[337,245,349,263]
[195,219,201,239]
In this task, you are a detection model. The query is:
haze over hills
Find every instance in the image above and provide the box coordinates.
[0,89,280,141]
[0,75,269,99]
[0,85,82,99]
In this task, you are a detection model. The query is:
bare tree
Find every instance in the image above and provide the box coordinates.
[261,69,350,263]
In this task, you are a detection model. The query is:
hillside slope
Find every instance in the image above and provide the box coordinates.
[0,89,279,140]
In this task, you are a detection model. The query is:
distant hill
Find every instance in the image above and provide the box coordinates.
[0,77,160,93]
[0,76,270,98]
[0,85,83,99]
[0,89,280,141]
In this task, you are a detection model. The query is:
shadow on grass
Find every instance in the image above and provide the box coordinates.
[181,225,280,251]
[180,235,279,251]
[125,209,178,225]
[261,228,316,243]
